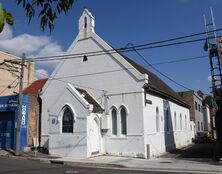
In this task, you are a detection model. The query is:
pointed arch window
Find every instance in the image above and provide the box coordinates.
[156,107,160,132]
[120,107,127,135]
[180,114,182,131]
[62,107,74,133]
[84,16,87,28]
[174,112,177,131]
[111,108,117,135]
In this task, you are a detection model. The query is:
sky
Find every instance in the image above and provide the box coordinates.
[1,0,222,95]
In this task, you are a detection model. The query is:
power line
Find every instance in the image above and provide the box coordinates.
[152,55,208,66]
[33,68,106,92]
[24,28,222,62]
[26,37,211,62]
[0,78,19,95]
[25,51,210,96]
[46,55,208,80]
[126,43,193,91]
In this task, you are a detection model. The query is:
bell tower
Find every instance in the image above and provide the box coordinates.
[79,8,95,38]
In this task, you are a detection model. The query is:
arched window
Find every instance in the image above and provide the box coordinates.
[62,107,74,133]
[174,112,177,131]
[156,107,159,132]
[120,107,127,135]
[111,108,117,135]
[165,108,169,131]
[180,114,182,131]
[84,16,87,28]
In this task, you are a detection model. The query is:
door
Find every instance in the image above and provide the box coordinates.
[0,112,15,149]
[90,118,100,155]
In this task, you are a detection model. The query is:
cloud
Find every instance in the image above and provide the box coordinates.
[35,69,49,79]
[0,24,65,74]
[0,24,13,40]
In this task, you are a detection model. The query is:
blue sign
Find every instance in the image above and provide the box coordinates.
[0,94,29,150]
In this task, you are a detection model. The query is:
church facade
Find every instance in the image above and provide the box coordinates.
[40,9,193,159]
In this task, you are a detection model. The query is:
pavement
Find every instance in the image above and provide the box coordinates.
[0,147,222,174]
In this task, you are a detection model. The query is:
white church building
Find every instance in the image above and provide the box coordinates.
[40,9,193,159]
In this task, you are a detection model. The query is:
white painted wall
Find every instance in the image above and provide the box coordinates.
[105,91,146,158]
[193,93,204,132]
[203,105,211,131]
[41,9,192,159]
[143,93,192,157]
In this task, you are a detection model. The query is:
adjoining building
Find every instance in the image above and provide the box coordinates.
[40,9,193,159]
[0,51,35,96]
[0,79,47,150]
[178,91,211,133]
[0,95,29,150]
[23,78,48,147]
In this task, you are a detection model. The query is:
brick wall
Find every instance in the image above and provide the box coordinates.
[27,94,40,146]
[178,92,195,121]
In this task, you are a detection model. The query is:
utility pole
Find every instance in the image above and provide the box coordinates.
[204,9,222,161]
[15,53,25,156]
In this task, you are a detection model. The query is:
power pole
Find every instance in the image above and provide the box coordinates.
[15,53,25,156]
[204,9,222,161]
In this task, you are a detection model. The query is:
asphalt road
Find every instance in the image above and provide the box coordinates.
[0,156,199,174]
[161,142,213,158]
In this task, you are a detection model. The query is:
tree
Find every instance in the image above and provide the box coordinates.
[0,3,14,32]
[0,0,74,32]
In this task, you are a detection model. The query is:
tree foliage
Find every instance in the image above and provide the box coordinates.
[16,0,74,32]
[0,3,14,32]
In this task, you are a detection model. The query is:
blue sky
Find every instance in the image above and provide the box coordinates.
[1,0,222,95]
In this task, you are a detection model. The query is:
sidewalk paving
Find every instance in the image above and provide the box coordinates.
[49,155,222,174]
[1,149,221,173]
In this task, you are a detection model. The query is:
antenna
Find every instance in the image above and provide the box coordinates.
[210,7,217,43]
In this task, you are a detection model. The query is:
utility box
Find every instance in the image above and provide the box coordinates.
[101,114,110,130]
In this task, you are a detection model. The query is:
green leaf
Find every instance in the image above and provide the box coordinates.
[0,21,4,32]
[0,3,5,32]
[5,12,14,25]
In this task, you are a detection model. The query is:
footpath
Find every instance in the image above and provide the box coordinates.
[0,149,221,174]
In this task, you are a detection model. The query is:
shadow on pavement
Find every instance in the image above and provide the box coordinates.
[161,142,222,165]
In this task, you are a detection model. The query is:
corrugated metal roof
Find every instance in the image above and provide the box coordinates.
[75,88,104,113]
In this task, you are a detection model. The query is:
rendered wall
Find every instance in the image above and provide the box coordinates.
[143,93,192,157]
[0,51,35,96]
[105,91,146,158]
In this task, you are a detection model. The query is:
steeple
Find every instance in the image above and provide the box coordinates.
[79,8,95,38]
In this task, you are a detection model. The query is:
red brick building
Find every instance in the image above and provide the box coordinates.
[23,79,47,146]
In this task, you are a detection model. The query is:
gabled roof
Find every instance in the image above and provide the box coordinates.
[23,78,48,95]
[75,88,104,113]
[116,50,190,108]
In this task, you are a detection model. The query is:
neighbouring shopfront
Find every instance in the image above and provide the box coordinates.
[0,95,29,150]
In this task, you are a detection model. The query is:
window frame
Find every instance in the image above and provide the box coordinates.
[156,107,160,132]
[60,105,75,134]
[111,107,118,135]
[120,106,127,135]
[174,112,177,131]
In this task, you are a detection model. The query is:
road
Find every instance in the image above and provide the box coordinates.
[161,142,213,158]
[0,156,199,174]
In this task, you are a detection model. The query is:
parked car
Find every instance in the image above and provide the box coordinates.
[192,131,211,143]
